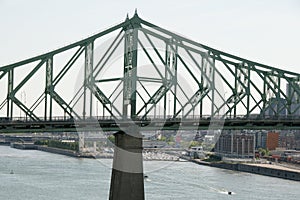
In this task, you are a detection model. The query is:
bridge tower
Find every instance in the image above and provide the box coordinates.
[109,12,145,200]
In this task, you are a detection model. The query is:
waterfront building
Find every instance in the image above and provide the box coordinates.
[214,131,255,158]
[254,131,280,151]
[255,131,267,149]
[279,132,297,149]
[266,132,279,150]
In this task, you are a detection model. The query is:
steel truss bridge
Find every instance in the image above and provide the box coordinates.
[1,11,300,133]
[1,12,300,200]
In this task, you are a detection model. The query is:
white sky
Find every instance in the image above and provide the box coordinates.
[0,0,299,72]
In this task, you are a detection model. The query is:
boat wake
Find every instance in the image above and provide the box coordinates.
[207,186,235,195]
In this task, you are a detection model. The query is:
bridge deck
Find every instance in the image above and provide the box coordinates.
[1,117,300,133]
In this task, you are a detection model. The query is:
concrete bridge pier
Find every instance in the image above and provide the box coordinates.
[109,128,144,200]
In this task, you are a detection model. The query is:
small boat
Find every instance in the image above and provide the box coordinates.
[10,170,14,174]
[188,146,205,159]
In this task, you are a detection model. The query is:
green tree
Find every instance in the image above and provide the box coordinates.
[258,148,270,157]
[108,135,115,144]
[189,141,202,148]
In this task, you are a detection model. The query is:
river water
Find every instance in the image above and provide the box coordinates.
[0,146,299,200]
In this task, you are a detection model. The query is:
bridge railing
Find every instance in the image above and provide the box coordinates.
[1,114,300,123]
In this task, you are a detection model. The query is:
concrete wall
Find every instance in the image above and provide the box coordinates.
[210,162,300,181]
[37,146,79,157]
[10,143,37,150]
[237,164,300,181]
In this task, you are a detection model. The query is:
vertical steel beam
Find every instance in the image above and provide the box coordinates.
[83,42,94,119]
[163,92,167,118]
[277,73,281,116]
[211,57,215,117]
[164,48,167,119]
[123,27,138,119]
[200,57,204,118]
[130,28,138,119]
[286,80,292,115]
[246,64,250,117]
[7,69,14,118]
[123,29,133,118]
[88,42,94,118]
[234,66,238,117]
[262,74,267,117]
[110,14,144,200]
[170,41,178,117]
[164,39,177,118]
[164,39,177,119]
[45,57,53,121]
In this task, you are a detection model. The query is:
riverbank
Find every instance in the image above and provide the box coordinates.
[0,141,10,145]
[191,158,300,181]
[2,144,300,200]
[37,146,81,158]
[7,143,82,157]
[34,147,180,161]
[5,143,180,161]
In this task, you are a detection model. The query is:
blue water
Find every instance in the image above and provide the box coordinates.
[0,146,299,200]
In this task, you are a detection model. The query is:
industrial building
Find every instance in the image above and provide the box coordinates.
[214,131,255,158]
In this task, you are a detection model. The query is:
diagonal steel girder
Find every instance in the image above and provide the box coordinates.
[0,12,300,122]
[8,60,45,121]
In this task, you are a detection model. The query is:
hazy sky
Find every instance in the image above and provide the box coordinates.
[0,0,299,73]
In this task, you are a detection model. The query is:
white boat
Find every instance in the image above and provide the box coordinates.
[189,146,205,159]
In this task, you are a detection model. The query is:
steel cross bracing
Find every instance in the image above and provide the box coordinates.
[1,12,300,133]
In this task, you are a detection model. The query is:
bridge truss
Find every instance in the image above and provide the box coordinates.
[1,12,300,132]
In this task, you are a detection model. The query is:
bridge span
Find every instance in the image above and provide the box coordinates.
[1,11,300,200]
[1,115,300,133]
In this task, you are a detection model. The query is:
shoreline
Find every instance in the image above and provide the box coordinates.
[4,144,180,161]
[189,158,300,181]
[7,142,300,181]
